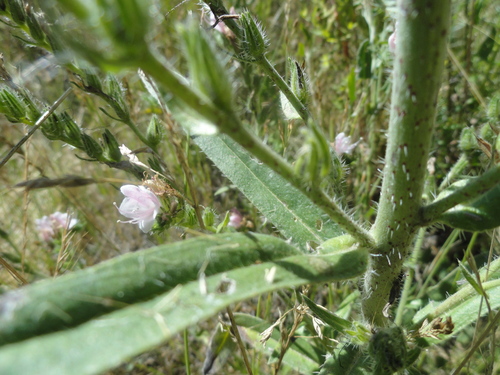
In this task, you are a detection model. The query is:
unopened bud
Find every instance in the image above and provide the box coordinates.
[101,129,121,162]
[183,205,198,227]
[60,112,83,149]
[82,69,103,93]
[459,127,477,152]
[81,133,103,159]
[26,5,45,43]
[146,114,163,148]
[0,87,26,123]
[7,0,26,25]
[42,113,63,140]
[105,75,130,121]
[202,207,215,227]
[239,12,269,59]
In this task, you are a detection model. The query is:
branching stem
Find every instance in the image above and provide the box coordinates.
[363,0,452,326]
[420,165,500,225]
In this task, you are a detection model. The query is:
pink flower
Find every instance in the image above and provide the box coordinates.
[228,208,243,229]
[35,212,78,241]
[115,185,161,233]
[388,22,398,54]
[334,132,361,156]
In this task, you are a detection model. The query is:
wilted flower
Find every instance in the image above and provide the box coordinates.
[35,212,78,241]
[333,132,361,156]
[115,185,161,233]
[119,144,149,169]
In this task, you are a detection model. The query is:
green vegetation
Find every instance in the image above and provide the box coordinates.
[0,0,499,374]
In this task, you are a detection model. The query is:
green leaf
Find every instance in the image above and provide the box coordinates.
[457,260,485,297]
[0,247,367,375]
[194,134,342,249]
[356,39,372,79]
[302,295,352,333]
[0,233,300,346]
[436,179,500,231]
[413,257,500,338]
[477,27,496,61]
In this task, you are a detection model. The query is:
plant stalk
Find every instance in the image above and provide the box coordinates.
[363,0,452,326]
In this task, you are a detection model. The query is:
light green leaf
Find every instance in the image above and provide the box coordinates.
[302,295,352,333]
[0,247,367,375]
[194,134,342,249]
[413,257,500,338]
[436,180,500,232]
[0,233,299,346]
[457,260,485,297]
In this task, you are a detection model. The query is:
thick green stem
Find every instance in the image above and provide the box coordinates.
[363,0,451,326]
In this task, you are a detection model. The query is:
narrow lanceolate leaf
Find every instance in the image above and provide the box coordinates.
[302,295,352,333]
[195,134,342,249]
[0,247,368,375]
[413,257,500,337]
[0,233,300,346]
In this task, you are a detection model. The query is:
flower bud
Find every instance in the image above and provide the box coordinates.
[26,5,46,44]
[202,207,216,227]
[239,12,269,60]
[42,113,64,140]
[183,205,198,227]
[105,75,130,121]
[146,114,163,148]
[45,29,65,55]
[21,93,41,124]
[459,127,477,152]
[7,0,26,25]
[101,129,121,162]
[368,326,407,374]
[81,133,103,159]
[0,87,26,123]
[82,69,103,93]
[60,112,83,149]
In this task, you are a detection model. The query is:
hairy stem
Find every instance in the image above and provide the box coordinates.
[142,46,374,247]
[363,0,451,326]
[420,164,500,225]
[257,56,311,123]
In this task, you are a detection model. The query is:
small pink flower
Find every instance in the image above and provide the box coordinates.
[334,132,361,156]
[115,185,161,233]
[388,22,398,54]
[228,208,243,229]
[35,212,77,241]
